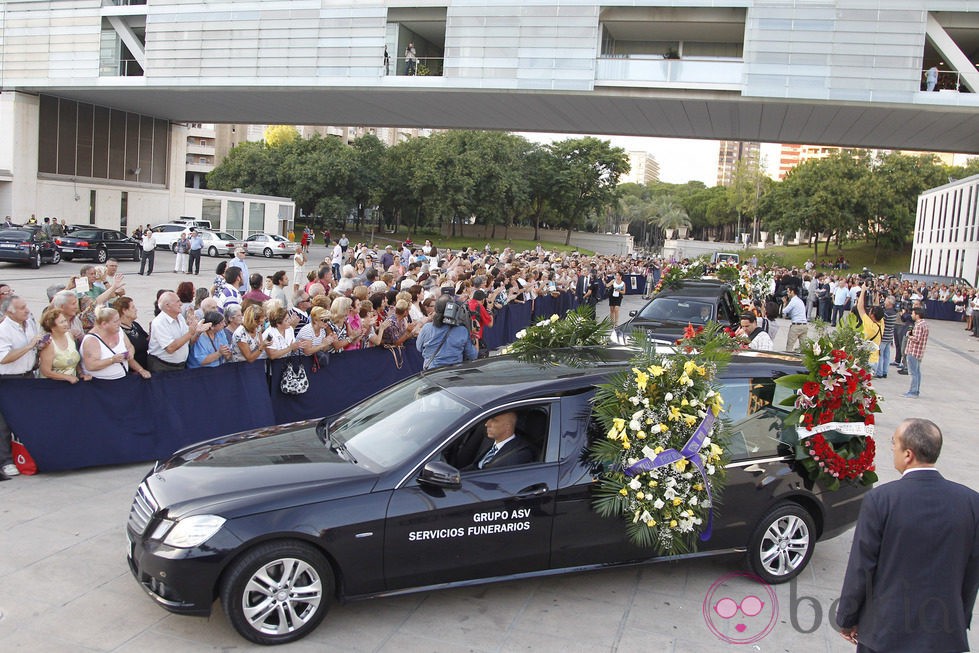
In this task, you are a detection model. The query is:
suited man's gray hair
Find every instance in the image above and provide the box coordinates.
[900,418,942,464]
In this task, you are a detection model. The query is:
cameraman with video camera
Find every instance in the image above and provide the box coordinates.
[417,294,478,371]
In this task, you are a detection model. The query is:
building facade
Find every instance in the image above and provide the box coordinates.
[913,173,979,286]
[717,141,760,187]
[622,151,660,186]
[3,1,979,225]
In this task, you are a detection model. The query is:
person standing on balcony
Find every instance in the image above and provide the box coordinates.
[405,42,417,76]
[926,65,938,92]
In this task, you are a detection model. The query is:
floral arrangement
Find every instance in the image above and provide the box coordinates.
[590,331,731,553]
[502,306,611,355]
[774,320,880,490]
[652,256,709,294]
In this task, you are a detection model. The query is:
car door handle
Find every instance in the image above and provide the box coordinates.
[516,483,549,498]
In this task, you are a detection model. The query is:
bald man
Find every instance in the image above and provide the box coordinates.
[837,419,979,652]
[470,411,536,471]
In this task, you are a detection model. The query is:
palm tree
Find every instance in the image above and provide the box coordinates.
[651,199,691,237]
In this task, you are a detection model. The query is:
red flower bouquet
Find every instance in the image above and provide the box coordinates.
[775,321,881,490]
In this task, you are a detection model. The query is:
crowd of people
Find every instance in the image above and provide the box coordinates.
[0,234,971,479]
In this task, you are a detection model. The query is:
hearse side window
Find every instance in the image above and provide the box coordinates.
[719,378,787,460]
[441,405,551,472]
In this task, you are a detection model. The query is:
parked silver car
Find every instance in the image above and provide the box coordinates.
[243,233,294,258]
[197,230,246,258]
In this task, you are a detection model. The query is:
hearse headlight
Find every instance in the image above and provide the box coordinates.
[158,515,226,548]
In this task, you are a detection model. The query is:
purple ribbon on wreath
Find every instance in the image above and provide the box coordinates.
[624,411,717,542]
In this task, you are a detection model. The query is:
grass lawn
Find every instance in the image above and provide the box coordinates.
[751,240,912,274]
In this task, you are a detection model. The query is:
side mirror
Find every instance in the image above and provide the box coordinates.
[418,461,461,489]
[628,310,637,317]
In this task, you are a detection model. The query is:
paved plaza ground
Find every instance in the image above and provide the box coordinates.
[0,249,976,651]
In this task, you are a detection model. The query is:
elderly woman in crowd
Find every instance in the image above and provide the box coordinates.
[232,304,267,363]
[326,297,365,352]
[38,307,89,383]
[263,303,306,359]
[296,306,337,355]
[188,310,233,368]
[223,304,243,341]
[81,307,151,380]
[382,299,419,347]
[115,296,149,370]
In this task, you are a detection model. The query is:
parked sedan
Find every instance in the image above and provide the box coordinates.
[126,347,868,645]
[0,227,62,268]
[55,227,140,263]
[197,230,246,258]
[243,233,294,258]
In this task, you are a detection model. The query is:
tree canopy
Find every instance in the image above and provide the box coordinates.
[208,131,967,249]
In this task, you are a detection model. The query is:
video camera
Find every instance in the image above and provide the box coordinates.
[441,298,476,332]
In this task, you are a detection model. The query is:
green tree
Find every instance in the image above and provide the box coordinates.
[860,152,946,262]
[347,134,386,233]
[548,137,630,245]
[206,141,281,196]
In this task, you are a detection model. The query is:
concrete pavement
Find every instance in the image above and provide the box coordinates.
[0,254,976,651]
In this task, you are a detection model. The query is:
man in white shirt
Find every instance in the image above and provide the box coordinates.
[832,280,850,326]
[139,230,156,275]
[738,313,774,351]
[227,248,250,292]
[0,295,42,477]
[783,286,809,353]
[147,291,208,372]
[331,243,344,281]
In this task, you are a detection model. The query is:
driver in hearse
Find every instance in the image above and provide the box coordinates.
[466,411,536,471]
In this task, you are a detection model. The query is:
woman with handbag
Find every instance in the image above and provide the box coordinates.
[262,304,307,360]
[81,307,151,380]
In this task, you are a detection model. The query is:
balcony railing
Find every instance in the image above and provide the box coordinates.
[920,69,972,93]
[595,55,743,90]
[387,56,444,77]
[99,58,143,77]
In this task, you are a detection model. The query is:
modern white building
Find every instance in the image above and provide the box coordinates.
[622,151,660,186]
[2,1,979,225]
[912,173,979,286]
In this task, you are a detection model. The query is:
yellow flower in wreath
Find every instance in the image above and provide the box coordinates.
[670,519,678,528]
[633,368,649,391]
[648,364,665,377]
[672,497,684,506]
[674,458,689,473]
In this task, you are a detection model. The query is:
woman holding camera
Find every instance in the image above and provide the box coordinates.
[81,307,151,380]
[38,308,88,383]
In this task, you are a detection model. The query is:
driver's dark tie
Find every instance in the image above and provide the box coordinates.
[479,444,500,469]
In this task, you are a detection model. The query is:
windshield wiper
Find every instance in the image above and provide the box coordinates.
[316,419,357,464]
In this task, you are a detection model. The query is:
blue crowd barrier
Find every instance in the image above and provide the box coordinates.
[0,363,274,472]
[925,301,964,322]
[267,347,425,425]
[5,293,578,472]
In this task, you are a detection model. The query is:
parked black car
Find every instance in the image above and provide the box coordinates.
[126,347,868,645]
[614,279,740,344]
[0,226,62,268]
[55,227,140,263]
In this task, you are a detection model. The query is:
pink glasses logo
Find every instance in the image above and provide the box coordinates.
[702,572,779,644]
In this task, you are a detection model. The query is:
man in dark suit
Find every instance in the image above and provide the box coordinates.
[836,418,979,652]
[472,411,536,470]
